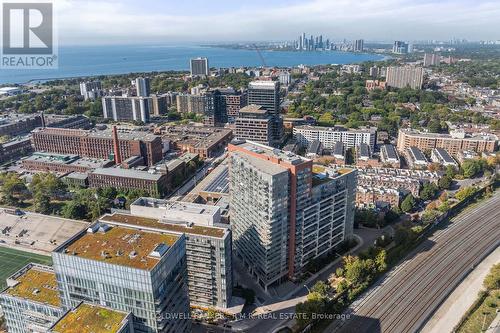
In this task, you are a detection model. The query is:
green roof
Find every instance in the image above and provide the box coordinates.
[51,303,128,333]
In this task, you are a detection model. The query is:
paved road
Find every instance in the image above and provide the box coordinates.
[327,192,500,333]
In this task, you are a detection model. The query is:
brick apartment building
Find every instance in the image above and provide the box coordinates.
[0,138,33,164]
[0,114,43,136]
[88,168,169,197]
[32,128,163,166]
[22,152,113,174]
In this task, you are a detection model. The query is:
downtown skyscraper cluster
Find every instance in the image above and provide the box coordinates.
[296,32,331,51]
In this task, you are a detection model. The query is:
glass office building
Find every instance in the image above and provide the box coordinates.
[52,222,191,333]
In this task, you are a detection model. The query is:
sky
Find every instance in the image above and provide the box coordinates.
[54,0,500,45]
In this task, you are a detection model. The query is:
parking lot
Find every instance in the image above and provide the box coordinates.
[0,208,88,253]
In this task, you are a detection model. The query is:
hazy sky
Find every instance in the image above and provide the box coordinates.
[55,0,500,45]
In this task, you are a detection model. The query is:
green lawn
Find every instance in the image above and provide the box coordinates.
[0,246,52,290]
[457,289,500,333]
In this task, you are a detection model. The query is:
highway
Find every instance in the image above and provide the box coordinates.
[328,191,500,333]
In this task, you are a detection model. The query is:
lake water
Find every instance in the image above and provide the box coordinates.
[0,44,385,84]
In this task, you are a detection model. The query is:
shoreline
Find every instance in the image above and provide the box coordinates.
[203,44,387,55]
[1,45,386,85]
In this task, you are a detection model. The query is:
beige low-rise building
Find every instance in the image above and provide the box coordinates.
[397,129,497,156]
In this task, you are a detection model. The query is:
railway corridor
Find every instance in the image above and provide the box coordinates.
[329,192,500,333]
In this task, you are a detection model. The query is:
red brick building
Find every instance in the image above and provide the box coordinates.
[32,128,163,166]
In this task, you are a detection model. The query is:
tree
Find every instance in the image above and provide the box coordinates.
[455,186,478,201]
[318,112,335,126]
[30,173,65,199]
[167,111,182,121]
[438,200,450,213]
[427,163,441,172]
[206,308,217,323]
[98,187,118,201]
[375,250,387,273]
[461,160,481,178]
[33,192,51,214]
[438,175,452,190]
[427,119,444,133]
[394,226,416,246]
[400,194,416,213]
[420,183,439,201]
[343,256,377,287]
[355,208,381,228]
[1,173,27,204]
[421,209,441,225]
[311,281,331,297]
[384,209,400,224]
[62,201,87,220]
[445,165,457,179]
[296,298,324,329]
[343,256,364,286]
[84,100,103,118]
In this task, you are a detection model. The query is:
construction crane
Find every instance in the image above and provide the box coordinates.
[252,44,267,67]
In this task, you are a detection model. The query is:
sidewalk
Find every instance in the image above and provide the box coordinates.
[422,246,500,333]
[486,312,500,333]
[485,312,500,333]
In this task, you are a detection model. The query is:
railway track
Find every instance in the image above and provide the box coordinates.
[384,224,499,332]
[330,192,500,333]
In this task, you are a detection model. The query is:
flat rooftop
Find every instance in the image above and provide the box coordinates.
[0,208,88,253]
[162,125,232,149]
[232,149,288,176]
[133,197,220,216]
[25,153,111,169]
[249,81,279,89]
[51,303,128,333]
[312,165,354,186]
[295,125,377,134]
[230,139,310,167]
[400,128,498,141]
[239,104,267,114]
[65,172,88,180]
[62,224,179,270]
[91,168,163,181]
[4,264,60,307]
[1,137,31,148]
[312,173,333,187]
[0,113,40,126]
[100,213,226,239]
[33,127,159,142]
